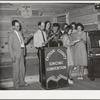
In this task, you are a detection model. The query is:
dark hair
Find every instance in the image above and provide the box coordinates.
[64,25,72,35]
[63,23,68,26]
[70,22,77,29]
[62,23,68,29]
[12,20,20,26]
[38,21,44,26]
[45,21,51,29]
[12,20,22,31]
[53,23,60,30]
[76,23,84,30]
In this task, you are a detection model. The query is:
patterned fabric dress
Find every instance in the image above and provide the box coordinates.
[62,34,74,67]
[74,31,87,66]
[70,30,77,65]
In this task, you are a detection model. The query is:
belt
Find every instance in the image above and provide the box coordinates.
[21,47,24,49]
[36,47,44,50]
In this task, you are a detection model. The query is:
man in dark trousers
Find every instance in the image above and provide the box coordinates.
[34,21,47,83]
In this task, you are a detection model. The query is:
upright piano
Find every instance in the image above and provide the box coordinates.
[87,30,100,80]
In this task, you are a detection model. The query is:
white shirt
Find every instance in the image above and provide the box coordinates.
[34,30,47,48]
[14,30,25,47]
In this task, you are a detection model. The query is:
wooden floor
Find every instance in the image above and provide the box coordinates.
[2,75,100,90]
[57,76,100,90]
[1,58,100,90]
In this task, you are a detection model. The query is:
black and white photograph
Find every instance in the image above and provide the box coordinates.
[0,1,100,93]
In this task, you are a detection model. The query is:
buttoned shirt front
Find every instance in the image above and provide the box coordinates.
[34,30,47,48]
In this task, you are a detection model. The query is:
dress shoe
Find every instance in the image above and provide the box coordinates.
[14,85,19,90]
[24,83,29,86]
[77,76,83,80]
[73,67,77,70]
[19,83,29,87]
[68,78,73,84]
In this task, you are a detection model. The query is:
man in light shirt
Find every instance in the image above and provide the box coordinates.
[34,21,47,58]
[34,21,47,83]
[8,20,28,89]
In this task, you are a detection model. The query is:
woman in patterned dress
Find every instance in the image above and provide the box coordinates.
[61,25,74,84]
[70,22,77,70]
[74,23,87,80]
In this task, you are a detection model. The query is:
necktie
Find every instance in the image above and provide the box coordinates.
[42,31,45,42]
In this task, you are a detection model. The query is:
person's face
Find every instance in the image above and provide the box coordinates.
[53,26,58,33]
[46,22,50,29]
[71,24,75,29]
[13,22,20,31]
[77,26,82,32]
[64,25,68,29]
[68,29,72,35]
[39,22,45,31]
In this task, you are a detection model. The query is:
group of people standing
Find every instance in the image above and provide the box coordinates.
[61,22,87,84]
[8,19,87,89]
[33,21,87,84]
